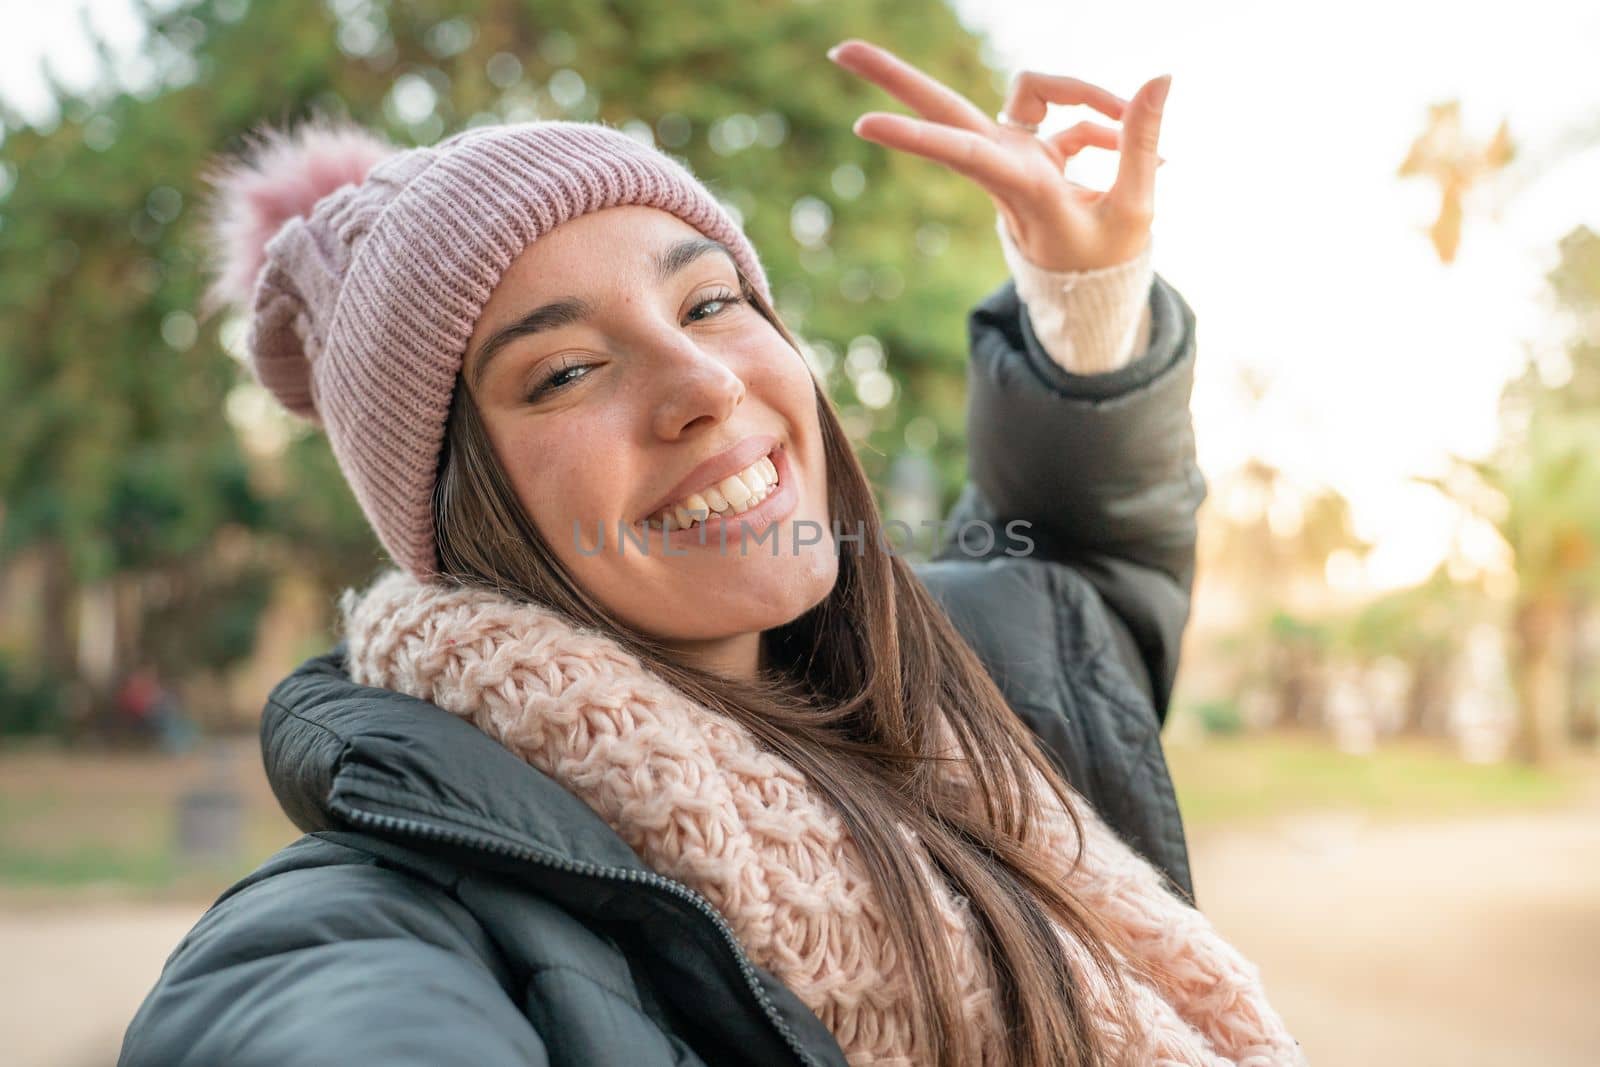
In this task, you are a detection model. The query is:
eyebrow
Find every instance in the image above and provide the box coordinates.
[468,236,738,391]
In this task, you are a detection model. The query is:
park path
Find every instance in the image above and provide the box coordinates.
[1191,802,1600,1065]
[3,800,1598,1066]
[1,898,201,1067]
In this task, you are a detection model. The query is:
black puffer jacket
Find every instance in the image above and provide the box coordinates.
[119,272,1205,1067]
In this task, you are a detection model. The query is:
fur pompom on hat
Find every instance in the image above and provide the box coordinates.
[201,113,771,581]
[202,117,399,320]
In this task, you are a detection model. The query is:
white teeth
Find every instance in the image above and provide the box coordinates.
[719,473,752,508]
[650,450,782,531]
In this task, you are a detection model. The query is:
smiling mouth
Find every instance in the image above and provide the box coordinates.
[639,447,781,533]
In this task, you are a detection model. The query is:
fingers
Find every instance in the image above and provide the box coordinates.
[1001,70,1129,130]
[1105,75,1170,221]
[1044,121,1120,160]
[850,112,1028,199]
[827,39,993,135]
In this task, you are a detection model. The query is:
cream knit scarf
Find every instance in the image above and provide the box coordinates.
[338,569,1307,1066]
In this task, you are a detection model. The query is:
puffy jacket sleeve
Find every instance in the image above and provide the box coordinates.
[118,836,549,1067]
[932,272,1207,722]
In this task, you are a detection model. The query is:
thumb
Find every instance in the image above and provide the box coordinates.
[1109,74,1170,219]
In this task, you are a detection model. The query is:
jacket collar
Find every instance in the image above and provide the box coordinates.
[261,639,652,876]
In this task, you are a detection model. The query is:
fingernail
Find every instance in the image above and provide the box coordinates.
[1152,74,1172,108]
[827,44,843,61]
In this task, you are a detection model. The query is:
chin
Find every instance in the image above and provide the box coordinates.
[649,551,840,642]
[760,551,839,632]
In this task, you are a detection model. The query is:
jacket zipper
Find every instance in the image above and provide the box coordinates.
[332,801,823,1067]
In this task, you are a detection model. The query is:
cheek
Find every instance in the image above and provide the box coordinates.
[745,338,819,412]
[756,344,826,466]
[497,425,624,544]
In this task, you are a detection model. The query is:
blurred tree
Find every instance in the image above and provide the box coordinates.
[1334,564,1491,737]
[1400,97,1600,764]
[1196,449,1373,731]
[0,0,1011,727]
[1262,610,1330,731]
[1423,226,1600,763]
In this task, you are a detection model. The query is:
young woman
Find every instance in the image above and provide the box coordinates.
[121,39,1305,1067]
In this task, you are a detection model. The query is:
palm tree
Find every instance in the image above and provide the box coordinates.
[1426,409,1600,762]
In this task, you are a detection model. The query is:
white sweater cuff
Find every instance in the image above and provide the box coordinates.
[994,213,1155,376]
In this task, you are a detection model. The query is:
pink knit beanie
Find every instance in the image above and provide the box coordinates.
[204,116,772,581]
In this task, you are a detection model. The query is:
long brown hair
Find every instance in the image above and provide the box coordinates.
[431,266,1147,1066]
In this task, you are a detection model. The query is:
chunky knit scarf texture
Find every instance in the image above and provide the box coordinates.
[339,569,1307,1066]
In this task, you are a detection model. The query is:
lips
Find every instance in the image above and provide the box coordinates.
[635,433,780,525]
[653,443,799,550]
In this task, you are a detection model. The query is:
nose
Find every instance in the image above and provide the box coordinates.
[650,341,747,440]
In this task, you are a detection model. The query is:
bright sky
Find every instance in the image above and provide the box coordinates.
[6,0,1599,590]
[0,0,146,119]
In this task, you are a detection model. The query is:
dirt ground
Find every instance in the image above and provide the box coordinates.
[1191,802,1600,1065]
[3,799,1598,1065]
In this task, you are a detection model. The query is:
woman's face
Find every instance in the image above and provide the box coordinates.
[464,206,838,678]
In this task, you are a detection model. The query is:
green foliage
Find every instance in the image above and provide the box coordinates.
[0,653,68,738]
[1504,422,1600,596]
[1190,699,1243,737]
[143,558,279,672]
[1265,610,1328,646]
[1433,225,1600,598]
[1335,563,1483,660]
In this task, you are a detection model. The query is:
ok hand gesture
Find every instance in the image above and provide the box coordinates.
[827,39,1169,274]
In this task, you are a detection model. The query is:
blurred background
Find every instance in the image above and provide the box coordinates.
[1,0,1597,1064]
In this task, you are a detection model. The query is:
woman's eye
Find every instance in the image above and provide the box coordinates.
[687,288,744,322]
[526,360,592,400]
[525,290,745,401]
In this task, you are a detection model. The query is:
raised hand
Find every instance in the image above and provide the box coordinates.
[827,39,1169,274]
